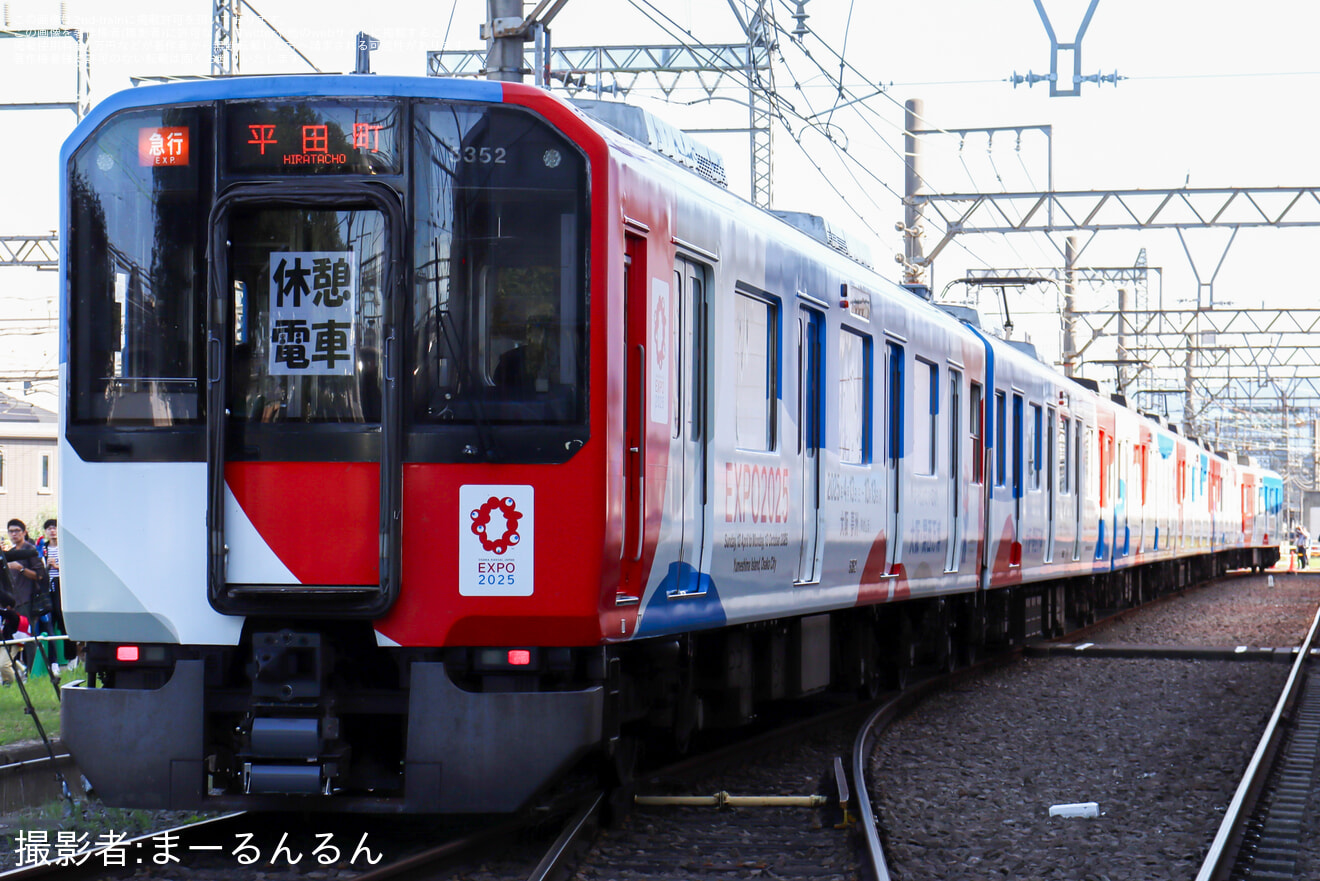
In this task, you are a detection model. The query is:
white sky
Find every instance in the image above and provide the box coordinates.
[3,0,1320,411]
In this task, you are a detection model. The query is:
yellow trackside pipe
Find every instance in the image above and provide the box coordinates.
[634,791,829,808]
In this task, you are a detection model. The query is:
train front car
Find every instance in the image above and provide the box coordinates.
[59,76,617,813]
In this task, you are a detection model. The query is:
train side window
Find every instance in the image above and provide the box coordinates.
[970,382,984,484]
[1046,406,1056,492]
[674,269,685,440]
[994,391,1007,487]
[734,291,777,452]
[688,270,706,443]
[1087,428,1099,502]
[950,370,962,480]
[1075,422,1083,503]
[1028,403,1042,490]
[914,358,937,476]
[1060,416,1071,494]
[838,327,870,464]
[1012,394,1024,498]
[886,341,905,465]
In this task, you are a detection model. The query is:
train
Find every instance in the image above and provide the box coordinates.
[57,74,1283,813]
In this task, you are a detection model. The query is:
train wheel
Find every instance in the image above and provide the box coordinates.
[857,661,883,701]
[940,628,957,674]
[894,616,918,690]
[672,692,701,756]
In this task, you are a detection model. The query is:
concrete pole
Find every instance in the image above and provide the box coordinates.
[1116,287,1130,395]
[486,0,525,83]
[1063,235,1078,377]
[903,99,926,286]
[1184,334,1195,438]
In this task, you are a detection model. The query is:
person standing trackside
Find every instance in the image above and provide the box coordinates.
[1296,524,1310,570]
[0,592,22,685]
[35,519,64,672]
[5,520,47,672]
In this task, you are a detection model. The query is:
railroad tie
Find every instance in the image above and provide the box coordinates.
[1237,676,1320,879]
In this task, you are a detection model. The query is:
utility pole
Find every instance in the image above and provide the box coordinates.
[902,99,926,289]
[1116,287,1130,394]
[1063,236,1078,377]
[485,0,526,82]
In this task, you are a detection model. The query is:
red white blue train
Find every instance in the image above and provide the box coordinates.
[58,74,1282,813]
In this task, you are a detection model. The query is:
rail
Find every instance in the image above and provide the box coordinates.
[1194,602,1320,881]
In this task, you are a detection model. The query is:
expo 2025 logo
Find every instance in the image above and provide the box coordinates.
[470,496,522,554]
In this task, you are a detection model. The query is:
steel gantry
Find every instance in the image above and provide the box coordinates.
[920,182,1320,500]
[0,236,59,270]
[428,1,778,207]
[0,25,91,117]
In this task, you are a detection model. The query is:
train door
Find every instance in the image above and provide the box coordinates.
[946,369,962,572]
[1046,406,1056,563]
[676,258,708,575]
[208,186,401,614]
[885,341,904,574]
[1072,420,1083,561]
[619,236,647,602]
[1118,438,1129,556]
[796,308,822,583]
[1011,393,1024,564]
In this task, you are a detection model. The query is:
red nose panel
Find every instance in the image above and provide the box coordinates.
[226,461,379,585]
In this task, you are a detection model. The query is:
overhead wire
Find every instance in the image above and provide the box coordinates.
[621,0,894,243]
[765,11,1003,274]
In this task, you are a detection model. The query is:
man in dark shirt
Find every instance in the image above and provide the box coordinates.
[5,521,46,673]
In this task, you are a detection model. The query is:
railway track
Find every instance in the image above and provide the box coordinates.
[858,574,1318,881]
[1200,606,1320,881]
[7,573,1310,880]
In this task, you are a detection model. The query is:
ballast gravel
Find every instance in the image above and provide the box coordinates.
[871,571,1320,881]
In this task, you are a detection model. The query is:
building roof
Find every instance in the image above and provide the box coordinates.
[0,392,55,424]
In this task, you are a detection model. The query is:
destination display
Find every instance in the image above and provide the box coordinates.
[225,100,402,175]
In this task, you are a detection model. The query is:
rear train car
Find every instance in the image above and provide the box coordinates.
[58,75,1281,814]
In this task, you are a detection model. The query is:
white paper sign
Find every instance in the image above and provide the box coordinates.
[268,250,357,376]
[460,485,534,596]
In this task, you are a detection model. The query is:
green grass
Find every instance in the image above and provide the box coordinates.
[0,674,62,746]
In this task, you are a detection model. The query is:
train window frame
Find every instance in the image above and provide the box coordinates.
[913,357,938,476]
[949,369,963,482]
[406,99,591,462]
[838,326,870,465]
[1060,415,1072,494]
[1087,427,1099,503]
[1028,402,1042,491]
[66,103,214,459]
[970,382,984,485]
[886,340,905,467]
[733,288,779,453]
[994,390,1007,488]
[1012,393,1024,499]
[1046,405,1056,496]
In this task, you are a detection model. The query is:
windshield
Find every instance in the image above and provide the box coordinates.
[68,107,209,426]
[411,103,589,428]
